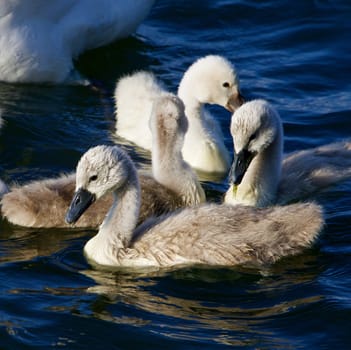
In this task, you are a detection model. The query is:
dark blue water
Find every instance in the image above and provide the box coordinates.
[1,1,351,348]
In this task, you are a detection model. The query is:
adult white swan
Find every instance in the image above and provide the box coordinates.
[115,55,244,174]
[1,94,205,227]
[65,144,323,268]
[224,99,351,207]
[0,0,155,83]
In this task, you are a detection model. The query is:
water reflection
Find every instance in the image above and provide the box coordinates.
[80,255,323,347]
[0,215,328,348]
[0,219,91,264]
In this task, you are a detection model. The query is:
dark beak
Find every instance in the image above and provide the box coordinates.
[65,188,96,224]
[229,149,255,186]
[226,92,245,113]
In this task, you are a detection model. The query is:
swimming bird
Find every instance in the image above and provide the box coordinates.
[0,0,155,83]
[1,95,205,228]
[224,99,351,207]
[115,55,244,174]
[65,144,323,269]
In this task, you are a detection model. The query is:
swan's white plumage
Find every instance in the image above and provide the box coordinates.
[66,145,323,269]
[224,99,351,206]
[115,55,244,174]
[0,0,155,83]
[115,71,167,150]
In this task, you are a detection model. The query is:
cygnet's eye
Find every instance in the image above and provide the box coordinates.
[89,175,98,182]
[249,132,257,143]
[222,82,230,88]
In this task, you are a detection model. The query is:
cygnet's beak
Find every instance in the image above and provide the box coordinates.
[226,91,245,113]
[229,149,255,186]
[65,188,96,224]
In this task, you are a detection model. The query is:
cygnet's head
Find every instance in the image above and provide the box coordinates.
[177,55,244,112]
[229,99,282,185]
[149,94,188,147]
[66,145,134,224]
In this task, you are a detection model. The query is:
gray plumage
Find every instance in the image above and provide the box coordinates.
[0,173,188,228]
[225,99,351,206]
[1,95,204,228]
[65,144,323,268]
[279,141,351,204]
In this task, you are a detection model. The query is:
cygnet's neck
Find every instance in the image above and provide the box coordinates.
[177,79,203,120]
[177,77,231,174]
[152,137,205,205]
[226,135,283,207]
[84,168,140,266]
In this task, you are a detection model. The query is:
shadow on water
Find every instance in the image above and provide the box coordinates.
[75,36,158,90]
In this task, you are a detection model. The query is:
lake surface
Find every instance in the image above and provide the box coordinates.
[1,1,351,348]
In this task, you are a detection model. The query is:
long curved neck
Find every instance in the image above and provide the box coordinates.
[177,79,203,119]
[100,176,140,247]
[84,169,140,266]
[152,137,205,205]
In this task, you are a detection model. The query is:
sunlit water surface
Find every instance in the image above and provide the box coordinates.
[0,1,351,349]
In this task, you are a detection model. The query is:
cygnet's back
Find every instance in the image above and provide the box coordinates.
[1,174,109,228]
[278,141,351,204]
[115,71,167,149]
[0,173,185,228]
[134,202,323,266]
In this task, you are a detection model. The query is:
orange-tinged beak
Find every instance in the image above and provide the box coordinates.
[226,91,245,113]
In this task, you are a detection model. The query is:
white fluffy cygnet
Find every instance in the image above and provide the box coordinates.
[115,55,244,174]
